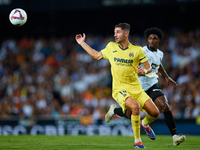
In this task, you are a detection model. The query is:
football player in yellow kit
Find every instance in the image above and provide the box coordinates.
[106,27,186,146]
[75,23,159,149]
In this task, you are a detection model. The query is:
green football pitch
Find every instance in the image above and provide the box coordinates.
[0,135,199,150]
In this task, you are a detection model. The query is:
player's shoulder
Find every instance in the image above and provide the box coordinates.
[131,43,142,48]
[142,46,149,52]
[142,46,149,50]
[107,41,117,46]
[142,45,148,50]
[157,48,164,56]
[130,43,143,51]
[143,46,163,55]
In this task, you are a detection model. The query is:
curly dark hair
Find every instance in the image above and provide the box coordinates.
[144,27,163,40]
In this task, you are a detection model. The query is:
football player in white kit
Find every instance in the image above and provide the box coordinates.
[105,27,186,146]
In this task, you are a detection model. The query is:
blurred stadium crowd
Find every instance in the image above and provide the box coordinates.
[0,28,200,121]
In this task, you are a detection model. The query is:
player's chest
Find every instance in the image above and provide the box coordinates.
[110,50,137,65]
[146,51,161,65]
[110,48,137,59]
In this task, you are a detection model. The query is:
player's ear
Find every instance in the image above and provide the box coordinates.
[125,31,129,37]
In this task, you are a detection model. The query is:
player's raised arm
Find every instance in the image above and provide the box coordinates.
[75,33,103,60]
[137,61,152,75]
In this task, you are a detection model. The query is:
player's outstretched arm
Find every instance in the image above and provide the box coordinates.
[75,33,103,60]
[158,64,178,87]
[137,61,152,75]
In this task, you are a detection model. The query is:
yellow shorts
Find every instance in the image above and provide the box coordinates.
[112,89,151,113]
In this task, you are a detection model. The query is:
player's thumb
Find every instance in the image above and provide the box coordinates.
[83,33,86,39]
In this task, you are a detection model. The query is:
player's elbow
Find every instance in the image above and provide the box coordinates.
[93,52,103,61]
[96,56,102,61]
[95,58,100,61]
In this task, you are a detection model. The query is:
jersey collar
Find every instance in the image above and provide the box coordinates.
[118,43,131,51]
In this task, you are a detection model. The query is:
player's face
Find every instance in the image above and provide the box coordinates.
[114,27,127,43]
[147,34,160,50]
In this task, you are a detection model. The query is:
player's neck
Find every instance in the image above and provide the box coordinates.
[119,40,130,49]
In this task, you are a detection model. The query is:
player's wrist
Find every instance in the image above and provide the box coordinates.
[80,41,85,46]
[144,68,151,74]
[144,66,152,75]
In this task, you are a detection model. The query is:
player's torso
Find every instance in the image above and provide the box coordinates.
[143,46,163,73]
[139,46,163,91]
[105,42,143,91]
[108,42,140,76]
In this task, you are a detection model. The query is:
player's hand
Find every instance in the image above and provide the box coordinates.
[75,33,86,45]
[137,65,145,75]
[166,77,178,87]
[156,72,162,77]
[138,72,145,76]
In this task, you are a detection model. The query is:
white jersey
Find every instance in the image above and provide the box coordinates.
[139,46,164,91]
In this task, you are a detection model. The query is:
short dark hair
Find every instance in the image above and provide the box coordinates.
[115,23,131,32]
[144,27,163,40]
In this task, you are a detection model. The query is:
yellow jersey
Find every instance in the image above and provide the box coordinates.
[101,42,148,92]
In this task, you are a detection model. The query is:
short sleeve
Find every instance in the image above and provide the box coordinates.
[101,42,111,60]
[139,47,148,64]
